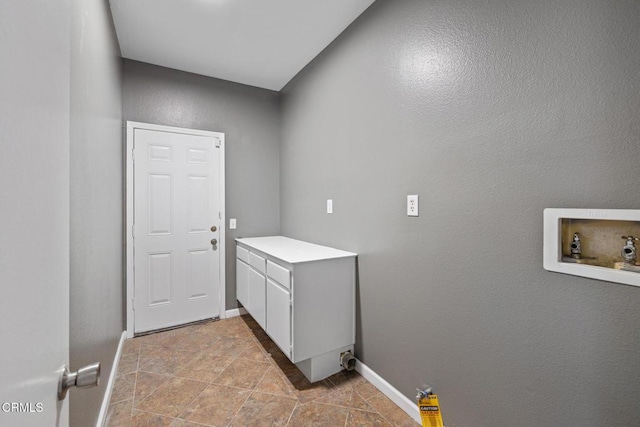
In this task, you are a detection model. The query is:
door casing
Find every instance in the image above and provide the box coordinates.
[125,121,226,337]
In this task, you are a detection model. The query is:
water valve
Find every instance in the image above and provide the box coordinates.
[570,232,582,259]
[621,236,639,265]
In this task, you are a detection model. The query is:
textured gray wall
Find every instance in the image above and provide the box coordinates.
[70,0,123,425]
[122,60,281,309]
[280,0,640,425]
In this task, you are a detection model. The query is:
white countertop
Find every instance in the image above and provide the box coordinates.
[236,236,357,264]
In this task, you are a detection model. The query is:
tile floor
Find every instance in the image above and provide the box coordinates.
[105,315,418,426]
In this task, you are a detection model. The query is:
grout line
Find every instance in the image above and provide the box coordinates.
[226,387,256,426]
[285,402,298,426]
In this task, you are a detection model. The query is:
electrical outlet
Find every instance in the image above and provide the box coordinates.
[229,218,237,229]
[327,199,333,214]
[407,195,419,217]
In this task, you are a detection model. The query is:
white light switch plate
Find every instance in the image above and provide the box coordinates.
[407,195,419,216]
[230,218,237,229]
[327,199,333,214]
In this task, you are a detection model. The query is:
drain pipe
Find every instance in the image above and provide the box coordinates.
[340,351,356,371]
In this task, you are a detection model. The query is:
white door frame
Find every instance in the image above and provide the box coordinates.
[126,121,226,338]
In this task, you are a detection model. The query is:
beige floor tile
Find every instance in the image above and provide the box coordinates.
[315,387,375,411]
[174,351,234,383]
[328,370,381,400]
[254,366,297,398]
[208,335,253,357]
[229,391,297,426]
[131,410,176,426]
[117,353,140,378]
[105,399,133,427]
[346,409,393,426]
[237,340,270,362]
[135,377,208,418]
[286,374,335,405]
[135,329,180,347]
[169,419,212,427]
[155,330,222,352]
[288,402,349,427]
[138,345,197,375]
[111,372,136,404]
[367,394,420,426]
[134,371,172,405]
[122,338,142,355]
[213,357,271,389]
[179,384,251,426]
[200,317,250,339]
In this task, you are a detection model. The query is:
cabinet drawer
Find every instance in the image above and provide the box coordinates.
[267,260,291,290]
[236,245,249,263]
[249,252,266,274]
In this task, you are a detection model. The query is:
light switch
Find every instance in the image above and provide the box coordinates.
[327,199,333,214]
[230,218,237,229]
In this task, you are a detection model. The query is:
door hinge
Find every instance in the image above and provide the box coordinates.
[132,298,135,311]
[215,138,221,148]
[132,225,135,237]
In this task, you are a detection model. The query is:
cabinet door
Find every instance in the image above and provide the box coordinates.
[236,259,249,307]
[248,267,266,329]
[266,278,291,359]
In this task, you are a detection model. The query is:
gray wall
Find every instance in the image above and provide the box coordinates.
[123,60,281,309]
[280,0,640,426]
[70,0,123,425]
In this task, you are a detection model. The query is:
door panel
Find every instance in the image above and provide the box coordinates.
[148,253,172,305]
[248,268,266,329]
[236,259,249,307]
[134,128,222,333]
[266,279,292,357]
[148,174,172,234]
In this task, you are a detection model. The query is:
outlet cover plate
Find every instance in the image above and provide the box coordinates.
[407,195,419,217]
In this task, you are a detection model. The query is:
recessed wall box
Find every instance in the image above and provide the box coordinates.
[543,208,640,287]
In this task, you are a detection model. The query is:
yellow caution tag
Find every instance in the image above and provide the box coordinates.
[418,394,444,427]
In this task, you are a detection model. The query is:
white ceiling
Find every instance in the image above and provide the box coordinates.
[109,0,376,91]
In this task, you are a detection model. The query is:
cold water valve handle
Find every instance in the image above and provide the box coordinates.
[621,236,639,265]
[570,233,582,258]
[416,386,432,401]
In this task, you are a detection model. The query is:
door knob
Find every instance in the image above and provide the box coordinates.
[58,362,101,400]
[211,239,217,245]
[210,226,217,232]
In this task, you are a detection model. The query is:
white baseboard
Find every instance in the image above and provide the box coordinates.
[355,359,421,424]
[96,331,127,427]
[225,307,247,318]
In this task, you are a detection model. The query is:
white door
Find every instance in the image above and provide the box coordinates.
[0,1,70,425]
[132,124,225,333]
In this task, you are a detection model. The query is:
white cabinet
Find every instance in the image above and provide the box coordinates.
[235,236,357,382]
